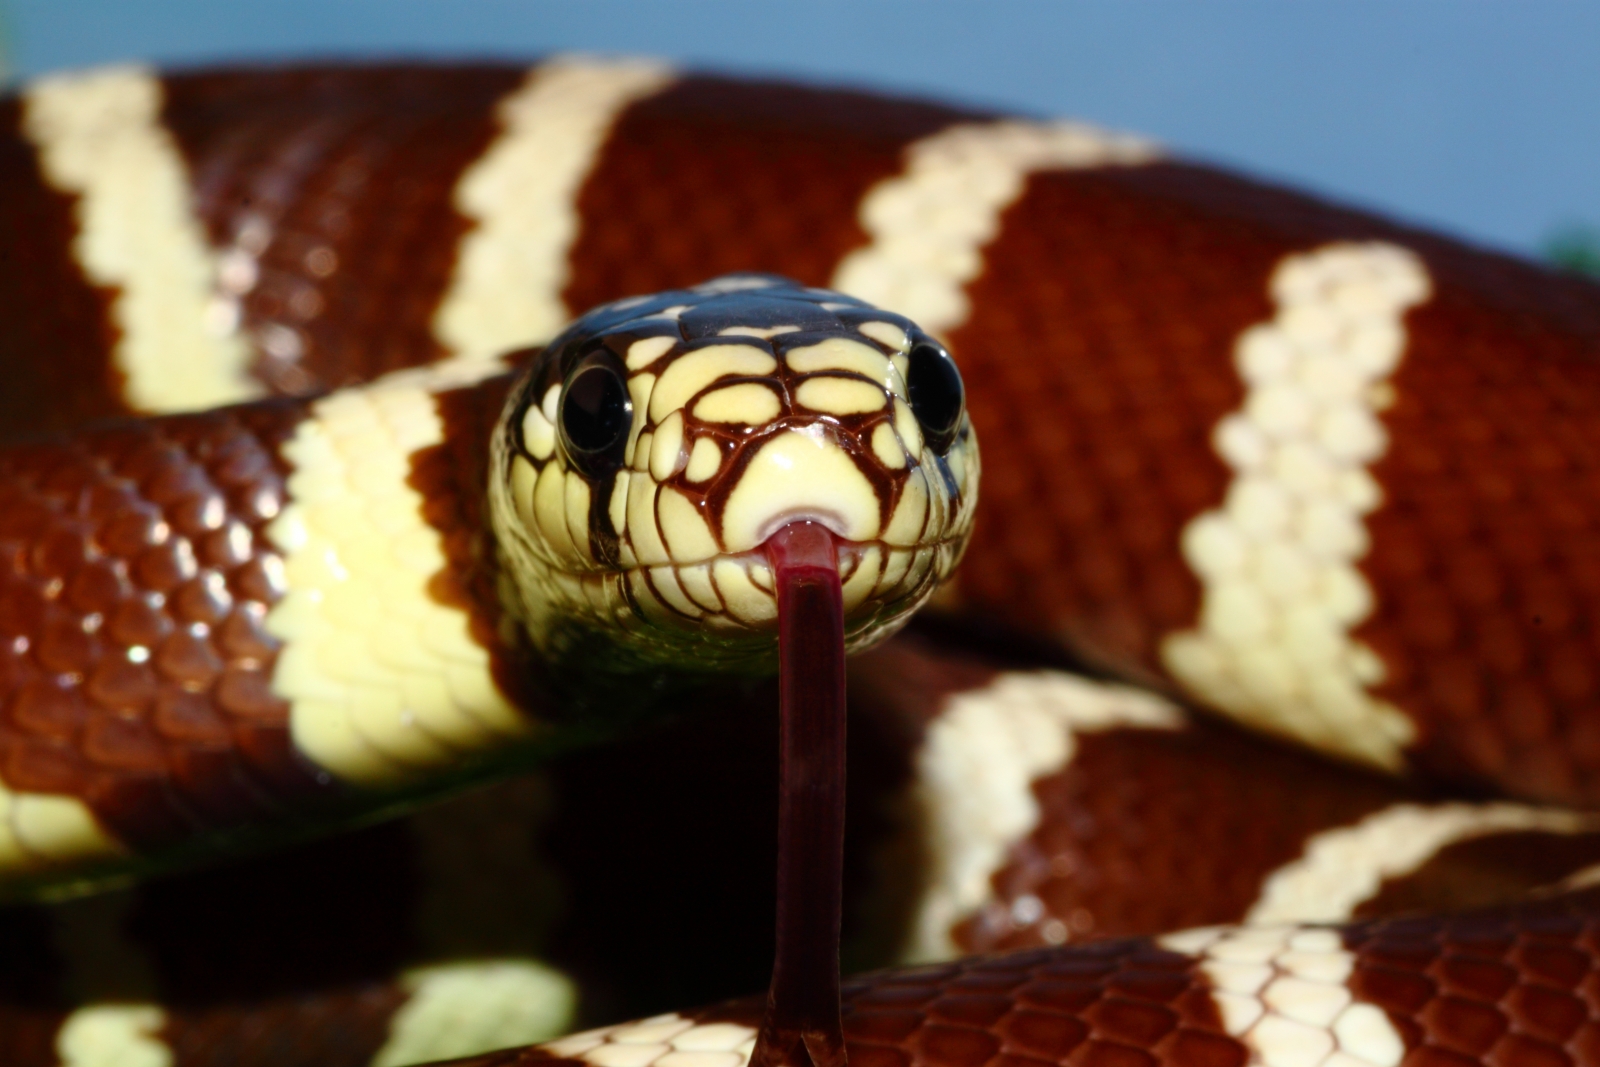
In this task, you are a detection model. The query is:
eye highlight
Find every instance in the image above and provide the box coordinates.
[558,351,633,476]
[905,342,964,454]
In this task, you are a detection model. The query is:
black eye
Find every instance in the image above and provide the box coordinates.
[906,342,964,454]
[559,352,633,476]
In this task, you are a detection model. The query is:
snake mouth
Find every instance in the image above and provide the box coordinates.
[619,533,955,634]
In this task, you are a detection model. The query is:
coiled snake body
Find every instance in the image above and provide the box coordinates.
[1,56,1600,1067]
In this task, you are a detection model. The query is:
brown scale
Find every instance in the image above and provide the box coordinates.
[413,888,1600,1067]
[1356,831,1600,921]
[1344,890,1600,1067]
[849,636,1600,960]
[160,64,527,394]
[930,161,1600,804]
[1361,252,1600,804]
[942,163,1298,687]
[0,399,334,851]
[954,724,1400,953]
[5,59,1600,1057]
[29,62,1600,801]
[160,988,409,1067]
[0,99,127,441]
[10,67,1600,804]
[432,935,1249,1067]
[0,633,1588,1064]
[562,77,983,313]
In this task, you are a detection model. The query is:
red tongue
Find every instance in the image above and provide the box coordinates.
[753,521,848,1067]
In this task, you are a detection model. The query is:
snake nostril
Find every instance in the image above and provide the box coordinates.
[906,341,964,454]
[559,351,633,475]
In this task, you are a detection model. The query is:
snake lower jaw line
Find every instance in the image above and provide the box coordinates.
[616,539,947,636]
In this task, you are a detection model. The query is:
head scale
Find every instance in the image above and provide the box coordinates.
[489,275,979,677]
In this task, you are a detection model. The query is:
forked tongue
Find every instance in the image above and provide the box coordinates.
[751,520,848,1067]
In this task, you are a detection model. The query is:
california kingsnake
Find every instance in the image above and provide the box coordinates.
[1,55,1600,1067]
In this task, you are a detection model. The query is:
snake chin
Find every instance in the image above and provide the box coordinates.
[522,534,963,676]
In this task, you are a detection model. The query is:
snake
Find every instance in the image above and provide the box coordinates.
[2,53,1600,1067]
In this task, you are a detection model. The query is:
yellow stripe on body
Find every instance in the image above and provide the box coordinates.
[907,670,1182,963]
[373,960,575,1067]
[0,779,123,879]
[432,56,677,363]
[264,360,531,786]
[372,779,576,1065]
[1158,925,1404,1067]
[1161,243,1432,770]
[53,891,169,1067]
[544,1014,757,1067]
[56,1007,169,1067]
[829,119,1159,336]
[21,65,261,414]
[1245,801,1600,925]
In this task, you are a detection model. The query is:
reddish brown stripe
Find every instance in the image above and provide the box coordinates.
[849,635,1600,956]
[141,821,418,1067]
[947,163,1285,686]
[446,940,1244,1067]
[160,64,528,394]
[161,986,408,1067]
[1343,888,1600,1067]
[0,813,429,1067]
[846,633,1006,742]
[412,368,550,711]
[1355,829,1600,921]
[945,159,1600,807]
[947,161,1439,679]
[1358,249,1600,804]
[954,721,1403,953]
[0,905,66,1064]
[0,98,127,441]
[562,76,983,311]
[131,819,418,1002]
[0,399,335,850]
[442,891,1600,1067]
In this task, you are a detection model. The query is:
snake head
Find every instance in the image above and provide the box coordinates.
[489,275,979,676]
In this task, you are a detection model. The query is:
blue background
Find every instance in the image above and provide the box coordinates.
[7,1,1596,260]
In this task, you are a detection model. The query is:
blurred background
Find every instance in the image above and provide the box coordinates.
[4,1,1597,273]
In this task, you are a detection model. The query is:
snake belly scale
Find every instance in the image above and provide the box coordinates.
[1,53,1600,1067]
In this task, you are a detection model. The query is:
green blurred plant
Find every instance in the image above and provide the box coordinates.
[1544,223,1600,279]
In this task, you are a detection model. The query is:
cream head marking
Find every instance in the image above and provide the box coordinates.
[489,274,980,677]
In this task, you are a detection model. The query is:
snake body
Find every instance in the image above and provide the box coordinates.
[1,55,1600,1067]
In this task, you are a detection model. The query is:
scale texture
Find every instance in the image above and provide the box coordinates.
[0,56,1597,1067]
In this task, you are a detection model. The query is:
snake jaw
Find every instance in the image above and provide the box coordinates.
[489,275,979,679]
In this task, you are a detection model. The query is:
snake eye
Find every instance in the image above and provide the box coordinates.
[906,342,964,454]
[559,352,633,476]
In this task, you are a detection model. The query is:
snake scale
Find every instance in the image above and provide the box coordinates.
[1,53,1600,1067]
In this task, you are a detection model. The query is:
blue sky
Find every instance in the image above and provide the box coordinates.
[9,1,1596,259]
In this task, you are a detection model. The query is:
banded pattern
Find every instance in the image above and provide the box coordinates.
[265,359,531,787]
[851,638,1600,963]
[3,54,1600,1067]
[0,364,549,875]
[9,59,1600,803]
[0,635,1595,1066]
[435,889,1600,1067]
